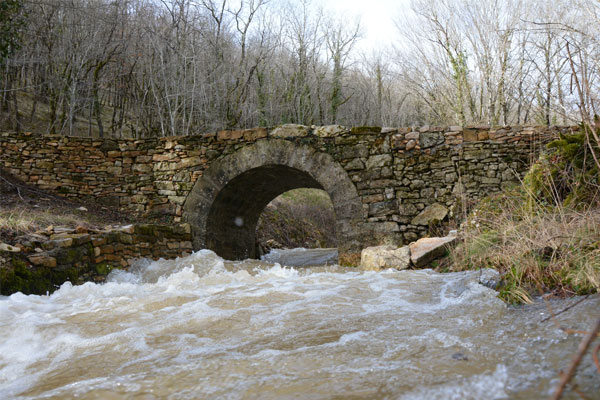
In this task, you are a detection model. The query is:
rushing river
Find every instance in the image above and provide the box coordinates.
[0,249,598,399]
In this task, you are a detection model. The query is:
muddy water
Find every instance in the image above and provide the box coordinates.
[0,249,598,399]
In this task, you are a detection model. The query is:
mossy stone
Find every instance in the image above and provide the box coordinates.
[136,224,157,236]
[0,258,79,295]
[350,126,382,134]
[95,263,113,276]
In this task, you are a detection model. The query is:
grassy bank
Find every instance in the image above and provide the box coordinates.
[447,127,600,303]
[448,189,599,303]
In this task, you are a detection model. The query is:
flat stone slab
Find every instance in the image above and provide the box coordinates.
[0,242,20,252]
[411,203,449,226]
[409,235,457,268]
[361,245,411,271]
[269,124,309,137]
[314,125,348,137]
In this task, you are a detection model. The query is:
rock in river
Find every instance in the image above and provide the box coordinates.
[361,245,411,271]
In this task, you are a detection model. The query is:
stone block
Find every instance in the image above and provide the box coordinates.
[411,203,449,226]
[314,125,348,137]
[350,126,382,134]
[480,177,501,184]
[269,124,309,137]
[463,128,479,142]
[341,145,370,159]
[0,243,20,252]
[100,245,114,254]
[54,238,74,248]
[344,158,365,171]
[361,245,411,271]
[177,157,202,168]
[368,200,397,217]
[409,179,425,189]
[52,233,90,246]
[92,237,106,246]
[149,203,177,216]
[118,233,133,244]
[217,130,244,140]
[366,154,392,169]
[168,195,187,205]
[405,132,419,140]
[398,203,418,215]
[136,155,152,163]
[131,195,148,204]
[409,235,457,268]
[132,163,153,173]
[420,131,444,148]
[363,221,400,233]
[28,255,57,268]
[243,128,268,140]
[362,194,384,203]
[391,134,405,150]
[153,153,178,162]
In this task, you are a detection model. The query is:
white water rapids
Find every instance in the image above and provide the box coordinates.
[0,249,598,399]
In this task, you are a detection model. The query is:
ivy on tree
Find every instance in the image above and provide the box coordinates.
[0,0,24,60]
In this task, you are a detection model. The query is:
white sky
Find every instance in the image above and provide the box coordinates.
[316,0,412,54]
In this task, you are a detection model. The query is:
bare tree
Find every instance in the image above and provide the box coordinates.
[324,16,360,123]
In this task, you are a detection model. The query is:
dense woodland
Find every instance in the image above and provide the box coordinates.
[0,0,599,137]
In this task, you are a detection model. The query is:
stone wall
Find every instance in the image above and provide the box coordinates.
[0,223,192,295]
[0,125,576,250]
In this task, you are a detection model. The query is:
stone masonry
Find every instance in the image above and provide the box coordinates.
[0,125,576,262]
[0,223,193,295]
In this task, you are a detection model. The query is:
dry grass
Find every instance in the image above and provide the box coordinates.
[450,186,600,303]
[0,170,134,243]
[449,126,600,304]
[0,207,95,238]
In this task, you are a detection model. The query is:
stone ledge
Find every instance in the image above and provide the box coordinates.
[0,223,193,296]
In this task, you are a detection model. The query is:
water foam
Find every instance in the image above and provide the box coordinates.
[0,250,598,399]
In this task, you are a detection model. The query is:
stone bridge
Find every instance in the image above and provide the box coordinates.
[0,125,572,262]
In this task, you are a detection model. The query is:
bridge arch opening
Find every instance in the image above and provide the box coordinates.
[206,166,332,259]
[256,188,336,251]
[183,140,363,261]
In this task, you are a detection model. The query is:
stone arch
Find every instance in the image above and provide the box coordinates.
[183,139,363,260]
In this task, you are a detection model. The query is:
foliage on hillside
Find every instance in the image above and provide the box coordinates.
[449,126,600,303]
[2,0,599,137]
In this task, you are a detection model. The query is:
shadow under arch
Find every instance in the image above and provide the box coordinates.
[183,139,363,261]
